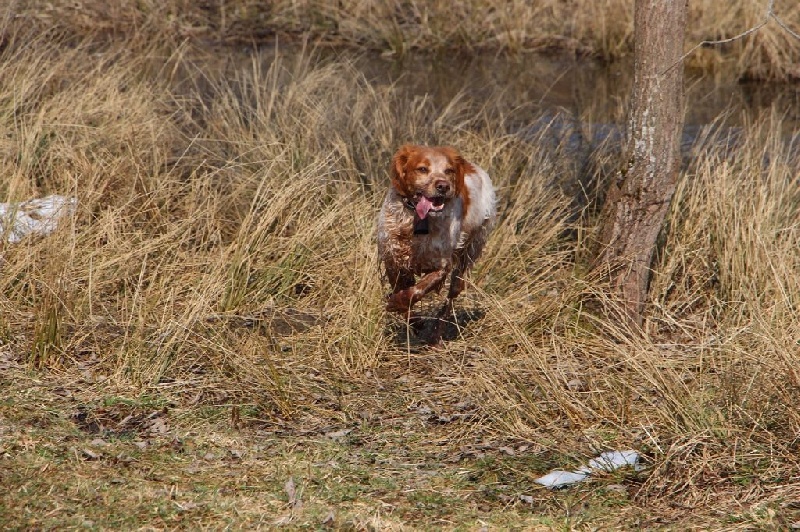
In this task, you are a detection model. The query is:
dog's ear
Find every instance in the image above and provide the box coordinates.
[390,144,415,193]
[442,146,467,195]
[453,154,467,195]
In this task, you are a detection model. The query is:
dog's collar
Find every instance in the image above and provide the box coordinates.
[413,218,429,235]
[402,196,430,235]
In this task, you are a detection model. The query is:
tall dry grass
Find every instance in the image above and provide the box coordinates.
[0,21,798,515]
[18,0,800,80]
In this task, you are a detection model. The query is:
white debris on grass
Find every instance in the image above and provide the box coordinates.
[534,450,642,489]
[0,194,76,244]
[587,450,641,472]
[534,470,590,489]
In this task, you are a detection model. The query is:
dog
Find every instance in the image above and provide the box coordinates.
[377,144,496,344]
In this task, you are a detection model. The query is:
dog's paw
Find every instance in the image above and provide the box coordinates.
[385,291,412,313]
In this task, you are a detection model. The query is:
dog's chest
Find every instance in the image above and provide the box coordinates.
[406,212,463,270]
[379,195,465,271]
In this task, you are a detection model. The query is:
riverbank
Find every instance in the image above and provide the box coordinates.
[15,0,800,80]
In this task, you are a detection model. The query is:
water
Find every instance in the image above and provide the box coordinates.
[317,50,799,130]
[194,44,799,145]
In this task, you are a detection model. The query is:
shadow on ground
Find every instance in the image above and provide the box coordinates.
[385,306,486,347]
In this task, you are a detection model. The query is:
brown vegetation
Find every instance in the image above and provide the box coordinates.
[1,4,799,529]
[15,0,800,80]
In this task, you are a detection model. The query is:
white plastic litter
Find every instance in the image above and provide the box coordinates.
[534,449,641,489]
[0,194,76,244]
[534,470,589,489]
[588,450,641,472]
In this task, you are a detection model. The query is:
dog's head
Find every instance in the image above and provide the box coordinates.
[390,144,469,220]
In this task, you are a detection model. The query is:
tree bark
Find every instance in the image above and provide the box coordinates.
[592,0,687,325]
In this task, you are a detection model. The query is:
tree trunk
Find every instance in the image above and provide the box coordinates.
[593,0,687,325]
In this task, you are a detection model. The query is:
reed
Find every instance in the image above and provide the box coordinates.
[17,0,800,80]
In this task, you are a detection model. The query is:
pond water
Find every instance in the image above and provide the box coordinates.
[199,44,798,145]
[311,50,800,130]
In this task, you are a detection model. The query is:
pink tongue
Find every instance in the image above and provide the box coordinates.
[415,196,433,219]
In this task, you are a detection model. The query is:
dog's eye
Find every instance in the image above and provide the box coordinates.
[445,168,455,175]
[417,166,428,173]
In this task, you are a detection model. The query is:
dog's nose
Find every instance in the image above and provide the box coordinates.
[435,180,451,194]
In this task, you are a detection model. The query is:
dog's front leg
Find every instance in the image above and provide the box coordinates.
[385,268,448,313]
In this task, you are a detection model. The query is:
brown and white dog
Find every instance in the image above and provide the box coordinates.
[377,144,496,344]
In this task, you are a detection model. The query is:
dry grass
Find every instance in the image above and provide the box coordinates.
[16,0,800,80]
[0,16,799,529]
